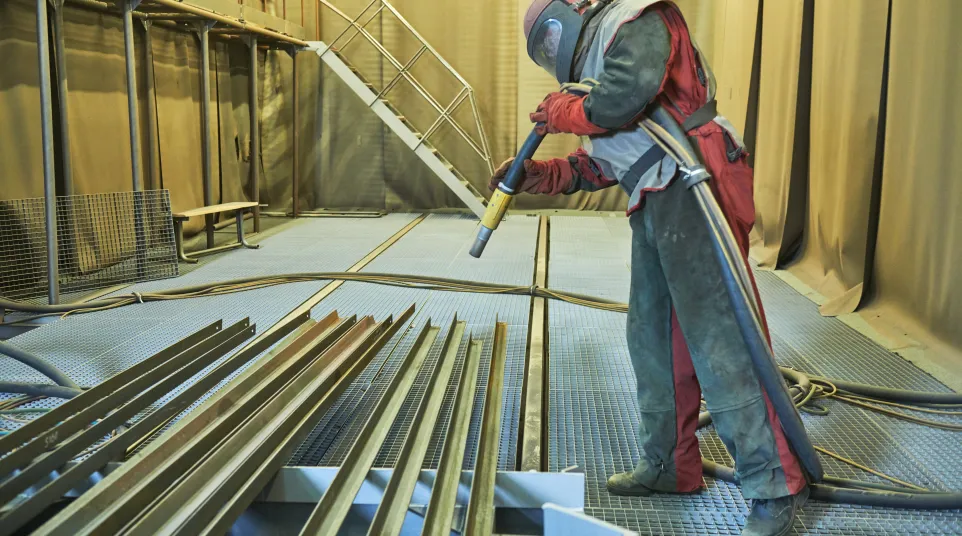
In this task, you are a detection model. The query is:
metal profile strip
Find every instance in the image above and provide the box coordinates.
[0,320,258,535]
[367,318,468,536]
[31,309,314,535]
[422,337,485,536]
[464,321,509,536]
[299,321,441,536]
[520,216,549,472]
[0,320,221,458]
[124,316,393,535]
[200,305,417,536]
[0,319,251,504]
[37,313,353,536]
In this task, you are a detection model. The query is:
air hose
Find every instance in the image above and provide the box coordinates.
[0,340,78,389]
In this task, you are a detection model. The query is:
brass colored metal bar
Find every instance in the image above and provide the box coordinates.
[31,309,313,535]
[367,318,467,536]
[125,317,387,535]
[464,322,509,536]
[468,91,496,176]
[519,216,548,472]
[317,0,378,57]
[299,321,441,536]
[336,4,385,53]
[0,321,221,458]
[199,305,417,535]
[0,320,256,535]
[0,319,247,494]
[421,337,484,536]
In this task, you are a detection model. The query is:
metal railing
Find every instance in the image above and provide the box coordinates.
[318,0,496,176]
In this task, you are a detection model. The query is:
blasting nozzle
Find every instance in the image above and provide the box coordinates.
[469,226,494,258]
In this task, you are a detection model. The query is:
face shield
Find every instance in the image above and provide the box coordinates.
[525,1,584,84]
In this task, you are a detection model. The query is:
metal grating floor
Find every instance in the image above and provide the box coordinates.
[547,215,962,535]
[0,215,419,414]
[4,213,962,534]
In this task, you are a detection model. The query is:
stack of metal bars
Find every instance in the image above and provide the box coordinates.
[0,190,177,303]
[292,214,539,472]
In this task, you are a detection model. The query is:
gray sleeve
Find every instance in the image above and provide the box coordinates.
[582,11,671,129]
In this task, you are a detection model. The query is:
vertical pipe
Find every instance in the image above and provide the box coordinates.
[123,0,143,192]
[36,0,60,305]
[142,20,158,190]
[199,23,214,247]
[123,0,147,278]
[291,49,299,218]
[50,0,72,197]
[248,36,260,232]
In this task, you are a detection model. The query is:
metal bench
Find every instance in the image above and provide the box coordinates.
[172,202,260,263]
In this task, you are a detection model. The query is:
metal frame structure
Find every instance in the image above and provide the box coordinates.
[28,0,307,305]
[318,0,495,177]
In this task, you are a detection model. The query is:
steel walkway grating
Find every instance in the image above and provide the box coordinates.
[547,215,962,535]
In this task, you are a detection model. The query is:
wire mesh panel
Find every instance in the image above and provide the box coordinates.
[0,190,178,302]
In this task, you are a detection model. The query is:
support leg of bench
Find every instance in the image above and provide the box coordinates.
[237,210,260,250]
[174,219,199,264]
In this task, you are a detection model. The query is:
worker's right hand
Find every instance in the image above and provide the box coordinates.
[488,158,574,196]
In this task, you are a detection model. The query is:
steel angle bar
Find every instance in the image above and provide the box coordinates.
[31,310,313,536]
[124,316,389,535]
[0,321,256,536]
[422,337,485,536]
[199,305,418,536]
[36,313,354,536]
[520,216,548,472]
[0,318,251,505]
[368,318,467,536]
[299,321,441,536]
[0,320,222,459]
[464,322,508,536]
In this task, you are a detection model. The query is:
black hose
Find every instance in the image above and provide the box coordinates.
[811,375,962,405]
[0,341,79,389]
[0,382,82,399]
[703,459,962,509]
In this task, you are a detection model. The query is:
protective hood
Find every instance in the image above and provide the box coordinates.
[525,0,612,84]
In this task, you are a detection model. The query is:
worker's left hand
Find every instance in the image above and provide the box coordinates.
[530,92,608,137]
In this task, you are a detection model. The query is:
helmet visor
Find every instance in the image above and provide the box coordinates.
[530,18,564,74]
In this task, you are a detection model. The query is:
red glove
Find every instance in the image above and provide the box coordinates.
[488,158,574,196]
[530,92,608,137]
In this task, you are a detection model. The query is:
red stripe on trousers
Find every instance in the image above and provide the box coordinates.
[671,309,706,492]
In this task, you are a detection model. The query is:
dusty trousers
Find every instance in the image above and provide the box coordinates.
[626,177,805,500]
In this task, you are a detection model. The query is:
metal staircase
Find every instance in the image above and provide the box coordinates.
[311,0,494,218]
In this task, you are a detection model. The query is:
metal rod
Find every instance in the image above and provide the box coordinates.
[379,0,471,88]
[299,322,441,536]
[248,36,261,233]
[468,91,495,175]
[369,44,427,106]
[415,87,468,150]
[0,321,221,459]
[142,20,159,189]
[123,0,143,192]
[519,216,548,472]
[316,0,379,57]
[464,322,508,535]
[291,49,299,218]
[36,0,59,305]
[123,317,382,535]
[422,337,484,536]
[199,23,215,247]
[367,319,467,536]
[50,0,72,196]
[0,320,255,534]
[336,4,385,53]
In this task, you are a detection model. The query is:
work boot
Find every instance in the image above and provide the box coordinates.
[741,487,809,536]
[606,472,656,496]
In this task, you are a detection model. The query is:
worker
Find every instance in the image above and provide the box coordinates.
[497,1,808,534]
